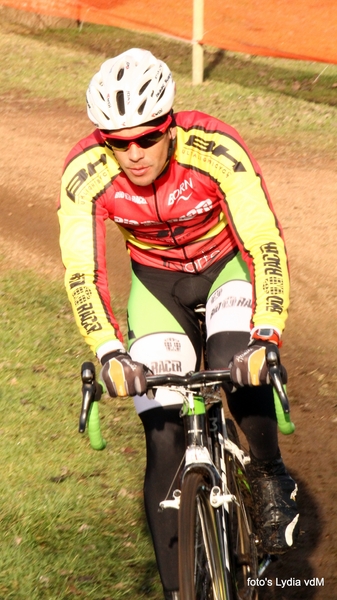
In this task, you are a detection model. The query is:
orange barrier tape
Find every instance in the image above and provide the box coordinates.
[1,0,337,64]
[205,0,337,64]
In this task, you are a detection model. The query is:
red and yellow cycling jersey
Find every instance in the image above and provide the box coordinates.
[58,110,289,354]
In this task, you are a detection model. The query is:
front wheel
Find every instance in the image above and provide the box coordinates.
[178,471,235,600]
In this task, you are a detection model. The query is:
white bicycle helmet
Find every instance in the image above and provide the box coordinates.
[86,48,175,130]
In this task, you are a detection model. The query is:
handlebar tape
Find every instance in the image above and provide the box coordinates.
[88,398,107,450]
[273,387,295,435]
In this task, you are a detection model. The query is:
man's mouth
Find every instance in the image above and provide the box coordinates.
[129,166,150,177]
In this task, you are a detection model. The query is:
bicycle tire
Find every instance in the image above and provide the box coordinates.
[178,470,234,600]
[225,419,259,600]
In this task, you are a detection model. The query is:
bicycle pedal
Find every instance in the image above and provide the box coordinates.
[235,552,253,567]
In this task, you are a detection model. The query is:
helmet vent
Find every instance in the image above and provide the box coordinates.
[117,68,124,81]
[139,80,151,95]
[116,91,125,115]
[138,100,146,115]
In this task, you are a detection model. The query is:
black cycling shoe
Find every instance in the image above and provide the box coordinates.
[164,592,179,600]
[248,453,299,554]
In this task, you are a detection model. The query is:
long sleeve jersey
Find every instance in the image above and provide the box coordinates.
[58,110,290,356]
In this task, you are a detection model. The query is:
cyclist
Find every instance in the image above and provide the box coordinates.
[58,48,299,600]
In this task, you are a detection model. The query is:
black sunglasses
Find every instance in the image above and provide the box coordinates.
[100,113,172,152]
[102,128,168,152]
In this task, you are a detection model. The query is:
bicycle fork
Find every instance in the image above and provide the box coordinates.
[159,397,238,517]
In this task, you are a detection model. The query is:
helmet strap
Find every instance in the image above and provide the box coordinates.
[167,134,176,159]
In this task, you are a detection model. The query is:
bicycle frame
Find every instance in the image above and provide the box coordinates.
[179,387,250,599]
[144,378,259,600]
[158,386,238,512]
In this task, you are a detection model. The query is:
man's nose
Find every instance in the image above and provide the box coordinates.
[128,142,144,159]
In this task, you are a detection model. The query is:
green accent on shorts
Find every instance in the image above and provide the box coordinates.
[207,253,251,299]
[127,271,184,348]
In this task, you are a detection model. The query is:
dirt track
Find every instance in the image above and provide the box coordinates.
[1,95,337,599]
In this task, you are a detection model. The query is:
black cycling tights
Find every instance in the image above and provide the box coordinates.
[139,397,279,593]
[140,408,185,593]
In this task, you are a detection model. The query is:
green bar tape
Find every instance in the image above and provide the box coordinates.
[88,402,107,450]
[273,387,295,435]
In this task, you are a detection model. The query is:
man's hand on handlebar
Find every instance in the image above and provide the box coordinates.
[100,351,151,398]
[229,341,287,388]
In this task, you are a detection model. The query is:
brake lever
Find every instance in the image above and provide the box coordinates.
[79,361,97,433]
[266,346,290,414]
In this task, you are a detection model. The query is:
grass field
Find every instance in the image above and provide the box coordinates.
[1,14,337,599]
[1,271,161,599]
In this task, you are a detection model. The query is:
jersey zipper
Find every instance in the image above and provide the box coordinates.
[152,182,197,272]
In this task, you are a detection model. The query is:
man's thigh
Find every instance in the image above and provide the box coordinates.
[127,268,200,414]
[206,253,253,367]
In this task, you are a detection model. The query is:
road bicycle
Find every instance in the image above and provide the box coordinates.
[79,341,294,600]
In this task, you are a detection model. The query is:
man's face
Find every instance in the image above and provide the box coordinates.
[106,123,176,186]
